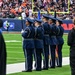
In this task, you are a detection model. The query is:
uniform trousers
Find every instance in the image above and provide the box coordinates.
[43,44,49,69]
[25,48,34,71]
[35,48,42,70]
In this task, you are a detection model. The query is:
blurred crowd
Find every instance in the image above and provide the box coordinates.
[33,0,68,12]
[0,0,32,19]
[0,0,75,20]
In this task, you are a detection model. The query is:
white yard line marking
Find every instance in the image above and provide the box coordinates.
[7,47,22,48]
[5,40,21,42]
[7,57,24,60]
[6,57,69,74]
[7,51,23,53]
[7,44,22,45]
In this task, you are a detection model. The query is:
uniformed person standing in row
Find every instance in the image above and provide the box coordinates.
[21,18,35,72]
[34,19,44,71]
[49,16,59,68]
[67,18,75,75]
[42,14,51,70]
[56,18,64,67]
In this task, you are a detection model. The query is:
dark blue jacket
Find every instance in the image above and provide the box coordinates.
[49,23,59,45]
[22,25,35,49]
[34,26,44,49]
[56,25,64,45]
[43,22,51,45]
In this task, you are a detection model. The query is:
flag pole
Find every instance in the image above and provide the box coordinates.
[54,10,59,59]
[37,9,41,20]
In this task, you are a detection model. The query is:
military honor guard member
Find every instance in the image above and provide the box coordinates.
[34,19,44,71]
[49,16,59,68]
[42,14,51,70]
[21,18,35,72]
[56,18,64,67]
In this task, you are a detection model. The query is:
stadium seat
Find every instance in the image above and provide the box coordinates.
[68,24,74,30]
[62,24,68,30]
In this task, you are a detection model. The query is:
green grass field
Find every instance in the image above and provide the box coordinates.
[3,33,70,64]
[3,33,71,75]
[8,66,71,75]
[3,33,24,64]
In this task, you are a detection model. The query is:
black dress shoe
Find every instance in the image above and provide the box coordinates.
[50,66,55,68]
[22,70,32,72]
[57,65,62,67]
[42,68,48,70]
[36,69,42,71]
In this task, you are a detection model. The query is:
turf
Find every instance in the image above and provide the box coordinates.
[3,33,70,64]
[7,65,71,75]
[3,33,25,64]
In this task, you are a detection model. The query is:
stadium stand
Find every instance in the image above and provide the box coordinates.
[0,0,75,19]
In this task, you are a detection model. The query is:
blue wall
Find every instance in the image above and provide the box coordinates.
[1,19,26,31]
[1,19,73,33]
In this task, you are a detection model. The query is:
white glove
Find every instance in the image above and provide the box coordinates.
[21,29,24,33]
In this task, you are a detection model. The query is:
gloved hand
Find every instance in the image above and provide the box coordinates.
[21,29,24,33]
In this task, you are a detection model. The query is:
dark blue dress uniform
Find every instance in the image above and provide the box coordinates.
[49,17,59,68]
[42,14,51,70]
[22,18,35,72]
[56,18,64,67]
[34,19,44,71]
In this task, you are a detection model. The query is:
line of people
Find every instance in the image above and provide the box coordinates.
[21,14,64,72]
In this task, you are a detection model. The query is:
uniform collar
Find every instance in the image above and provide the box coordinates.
[44,22,48,23]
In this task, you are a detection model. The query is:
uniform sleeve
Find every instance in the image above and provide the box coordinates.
[35,27,41,38]
[22,27,30,38]
[61,27,64,36]
[56,26,60,35]
[37,27,44,39]
[52,25,60,35]
[67,30,73,46]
